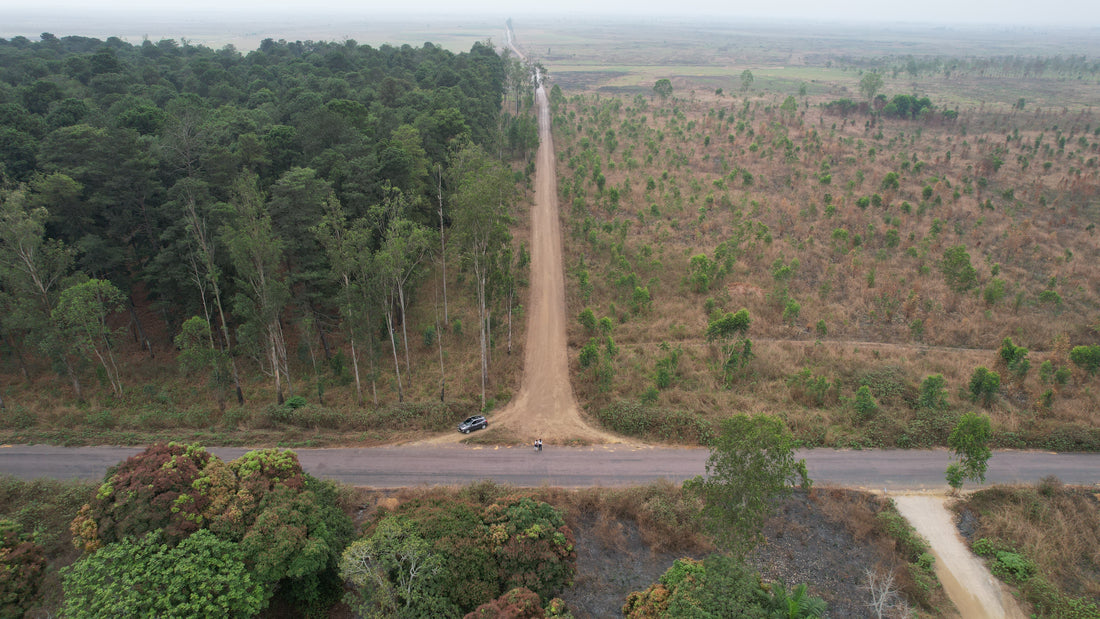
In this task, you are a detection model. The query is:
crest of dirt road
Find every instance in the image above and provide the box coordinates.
[416,27,626,447]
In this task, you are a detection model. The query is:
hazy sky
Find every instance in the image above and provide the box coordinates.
[8,0,1100,27]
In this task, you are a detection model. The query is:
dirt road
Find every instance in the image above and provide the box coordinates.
[485,79,622,445]
[419,40,621,446]
[893,495,1028,619]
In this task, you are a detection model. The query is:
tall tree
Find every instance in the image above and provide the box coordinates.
[374,192,435,401]
[685,414,809,557]
[52,278,125,397]
[0,188,82,397]
[859,71,884,102]
[222,172,292,404]
[450,144,513,409]
[945,412,992,490]
[314,192,370,405]
[173,178,245,404]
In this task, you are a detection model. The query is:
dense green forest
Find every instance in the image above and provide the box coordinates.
[0,33,538,421]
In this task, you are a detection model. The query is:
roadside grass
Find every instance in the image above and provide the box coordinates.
[0,476,97,615]
[953,479,1100,618]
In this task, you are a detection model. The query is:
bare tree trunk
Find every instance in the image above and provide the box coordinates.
[310,301,333,360]
[214,290,245,405]
[438,167,449,325]
[270,331,283,405]
[64,356,82,400]
[303,317,323,405]
[186,194,245,405]
[397,283,411,374]
[368,330,378,406]
[349,335,363,406]
[435,301,445,403]
[386,306,403,403]
[128,298,154,358]
[507,285,513,355]
[477,273,488,409]
[274,318,292,398]
[3,330,29,381]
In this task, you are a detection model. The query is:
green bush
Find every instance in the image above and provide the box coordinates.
[596,401,714,444]
[62,530,264,619]
[968,366,1001,405]
[1069,345,1100,376]
[0,520,46,618]
[623,554,825,618]
[69,444,352,614]
[853,385,879,423]
[1000,338,1030,377]
[347,496,576,616]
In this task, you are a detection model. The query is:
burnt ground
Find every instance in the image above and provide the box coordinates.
[562,490,901,618]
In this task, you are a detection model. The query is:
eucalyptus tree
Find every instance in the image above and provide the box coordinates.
[314,190,372,406]
[0,187,83,397]
[449,144,514,408]
[171,178,245,404]
[374,190,436,401]
[52,278,126,397]
[222,172,292,404]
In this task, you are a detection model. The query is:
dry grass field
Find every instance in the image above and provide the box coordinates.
[525,20,1100,449]
[954,478,1100,616]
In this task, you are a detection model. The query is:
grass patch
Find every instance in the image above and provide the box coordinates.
[954,478,1100,617]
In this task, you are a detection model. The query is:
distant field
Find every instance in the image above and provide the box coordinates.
[1,11,506,52]
[515,19,1100,109]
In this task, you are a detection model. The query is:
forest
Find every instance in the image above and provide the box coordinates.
[0,32,539,435]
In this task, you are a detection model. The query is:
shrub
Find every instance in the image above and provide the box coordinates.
[71,442,213,549]
[0,520,46,618]
[62,530,264,619]
[788,368,835,408]
[349,496,577,616]
[853,385,879,423]
[623,556,758,618]
[70,445,352,613]
[705,309,751,341]
[1069,345,1100,376]
[940,245,977,292]
[1039,360,1055,384]
[782,298,801,325]
[577,308,597,333]
[595,401,714,444]
[1000,338,1030,377]
[466,587,546,618]
[917,374,948,411]
[968,367,1001,406]
[1038,289,1062,306]
[983,278,1006,305]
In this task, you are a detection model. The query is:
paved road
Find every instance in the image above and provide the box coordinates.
[2,444,1097,490]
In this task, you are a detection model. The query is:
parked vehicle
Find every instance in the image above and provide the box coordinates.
[458,415,488,433]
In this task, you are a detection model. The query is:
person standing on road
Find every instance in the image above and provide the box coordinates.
[535,438,543,453]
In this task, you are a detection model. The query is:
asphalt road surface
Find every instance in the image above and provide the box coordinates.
[2,444,1098,490]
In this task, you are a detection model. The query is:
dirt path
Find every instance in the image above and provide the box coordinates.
[893,495,1028,619]
[486,79,623,445]
[417,39,623,447]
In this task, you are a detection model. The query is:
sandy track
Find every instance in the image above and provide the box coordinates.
[486,80,623,445]
[893,495,1027,619]
[416,46,624,447]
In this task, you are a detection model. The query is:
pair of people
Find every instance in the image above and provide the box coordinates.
[534,438,543,452]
